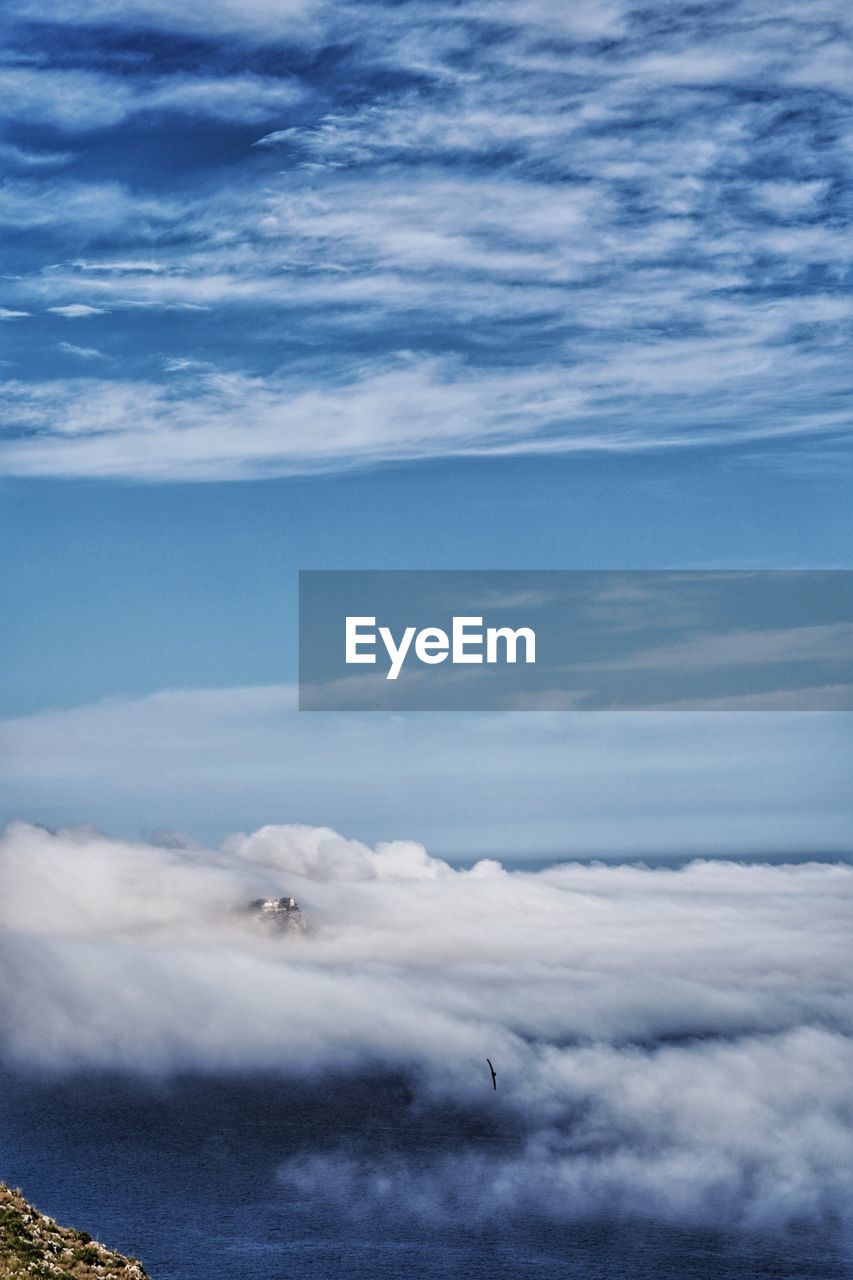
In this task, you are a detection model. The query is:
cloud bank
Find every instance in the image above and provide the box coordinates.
[1,819,851,1231]
[3,687,851,855]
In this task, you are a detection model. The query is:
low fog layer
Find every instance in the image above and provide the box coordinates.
[1,820,851,1232]
[5,694,852,857]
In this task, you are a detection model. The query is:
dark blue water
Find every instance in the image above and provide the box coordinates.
[1,1071,849,1280]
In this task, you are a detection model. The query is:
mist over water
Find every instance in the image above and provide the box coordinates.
[2,1070,850,1280]
[1,821,852,1276]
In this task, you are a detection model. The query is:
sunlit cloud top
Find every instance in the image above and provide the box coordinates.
[2,819,852,1229]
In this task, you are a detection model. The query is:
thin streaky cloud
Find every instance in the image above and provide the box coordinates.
[0,0,849,479]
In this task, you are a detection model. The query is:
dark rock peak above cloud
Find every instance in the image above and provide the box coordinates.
[247,894,309,933]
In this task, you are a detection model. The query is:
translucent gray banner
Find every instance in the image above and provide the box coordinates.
[298,571,853,711]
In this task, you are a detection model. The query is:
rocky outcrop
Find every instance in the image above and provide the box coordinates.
[247,896,309,934]
[0,1184,149,1279]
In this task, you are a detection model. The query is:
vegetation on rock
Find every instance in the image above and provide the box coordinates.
[0,1185,149,1280]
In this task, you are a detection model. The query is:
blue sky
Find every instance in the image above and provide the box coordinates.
[1,0,851,852]
[2,0,852,480]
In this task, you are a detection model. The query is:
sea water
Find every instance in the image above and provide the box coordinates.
[1,1071,849,1280]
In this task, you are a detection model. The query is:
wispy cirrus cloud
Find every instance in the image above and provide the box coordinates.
[0,66,304,131]
[47,303,107,317]
[3,0,324,40]
[56,340,106,358]
[1,349,849,481]
[0,0,850,479]
[0,179,180,236]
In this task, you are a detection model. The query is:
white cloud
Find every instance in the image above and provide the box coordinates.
[56,341,107,358]
[5,0,323,40]
[0,819,851,1228]
[0,0,849,480]
[495,0,629,40]
[47,303,108,318]
[754,179,831,216]
[0,142,73,169]
[0,66,304,132]
[581,622,853,672]
[0,180,179,237]
[0,361,579,478]
[0,332,849,480]
[1,686,850,856]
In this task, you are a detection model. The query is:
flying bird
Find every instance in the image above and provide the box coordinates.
[486,1058,497,1090]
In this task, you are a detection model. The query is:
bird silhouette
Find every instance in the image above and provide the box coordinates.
[486,1058,497,1090]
